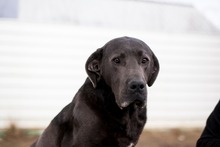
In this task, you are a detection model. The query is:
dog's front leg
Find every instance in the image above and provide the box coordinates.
[31,104,72,147]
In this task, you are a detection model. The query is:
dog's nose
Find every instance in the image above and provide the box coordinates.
[128,80,146,93]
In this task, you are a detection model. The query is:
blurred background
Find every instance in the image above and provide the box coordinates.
[0,0,220,146]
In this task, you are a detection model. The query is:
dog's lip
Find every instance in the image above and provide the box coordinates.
[119,101,146,109]
[120,101,130,109]
[119,98,146,109]
[134,100,146,108]
[117,92,147,109]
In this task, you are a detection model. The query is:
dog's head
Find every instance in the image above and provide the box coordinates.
[86,37,159,109]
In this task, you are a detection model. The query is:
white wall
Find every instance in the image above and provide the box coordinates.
[0,20,220,129]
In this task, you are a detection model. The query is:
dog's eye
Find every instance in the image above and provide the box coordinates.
[142,58,149,64]
[113,58,120,64]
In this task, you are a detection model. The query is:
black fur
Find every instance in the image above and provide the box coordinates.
[31,37,159,147]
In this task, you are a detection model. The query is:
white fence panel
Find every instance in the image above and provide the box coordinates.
[0,20,220,129]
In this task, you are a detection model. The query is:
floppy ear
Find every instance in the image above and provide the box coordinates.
[147,52,160,87]
[85,48,103,88]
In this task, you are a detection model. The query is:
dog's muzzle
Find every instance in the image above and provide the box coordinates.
[119,80,147,109]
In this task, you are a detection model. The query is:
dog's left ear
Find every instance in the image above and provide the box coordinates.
[147,52,160,87]
[85,48,103,88]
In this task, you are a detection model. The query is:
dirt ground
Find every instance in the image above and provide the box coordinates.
[137,128,202,147]
[0,127,202,147]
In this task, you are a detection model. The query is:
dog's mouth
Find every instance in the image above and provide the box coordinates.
[134,99,146,108]
[120,100,146,109]
[118,94,147,109]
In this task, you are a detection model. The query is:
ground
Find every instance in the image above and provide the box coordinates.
[0,126,202,147]
[137,128,202,147]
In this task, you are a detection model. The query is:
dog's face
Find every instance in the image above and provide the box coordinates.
[86,37,159,109]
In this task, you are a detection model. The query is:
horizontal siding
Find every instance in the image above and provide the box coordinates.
[0,20,220,129]
[148,33,220,128]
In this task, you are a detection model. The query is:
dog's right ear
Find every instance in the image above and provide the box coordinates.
[85,48,103,88]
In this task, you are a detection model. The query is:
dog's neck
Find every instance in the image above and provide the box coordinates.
[80,78,146,146]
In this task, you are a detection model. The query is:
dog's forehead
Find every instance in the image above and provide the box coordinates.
[103,37,151,56]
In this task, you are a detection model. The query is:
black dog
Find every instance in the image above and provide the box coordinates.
[31,37,159,147]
